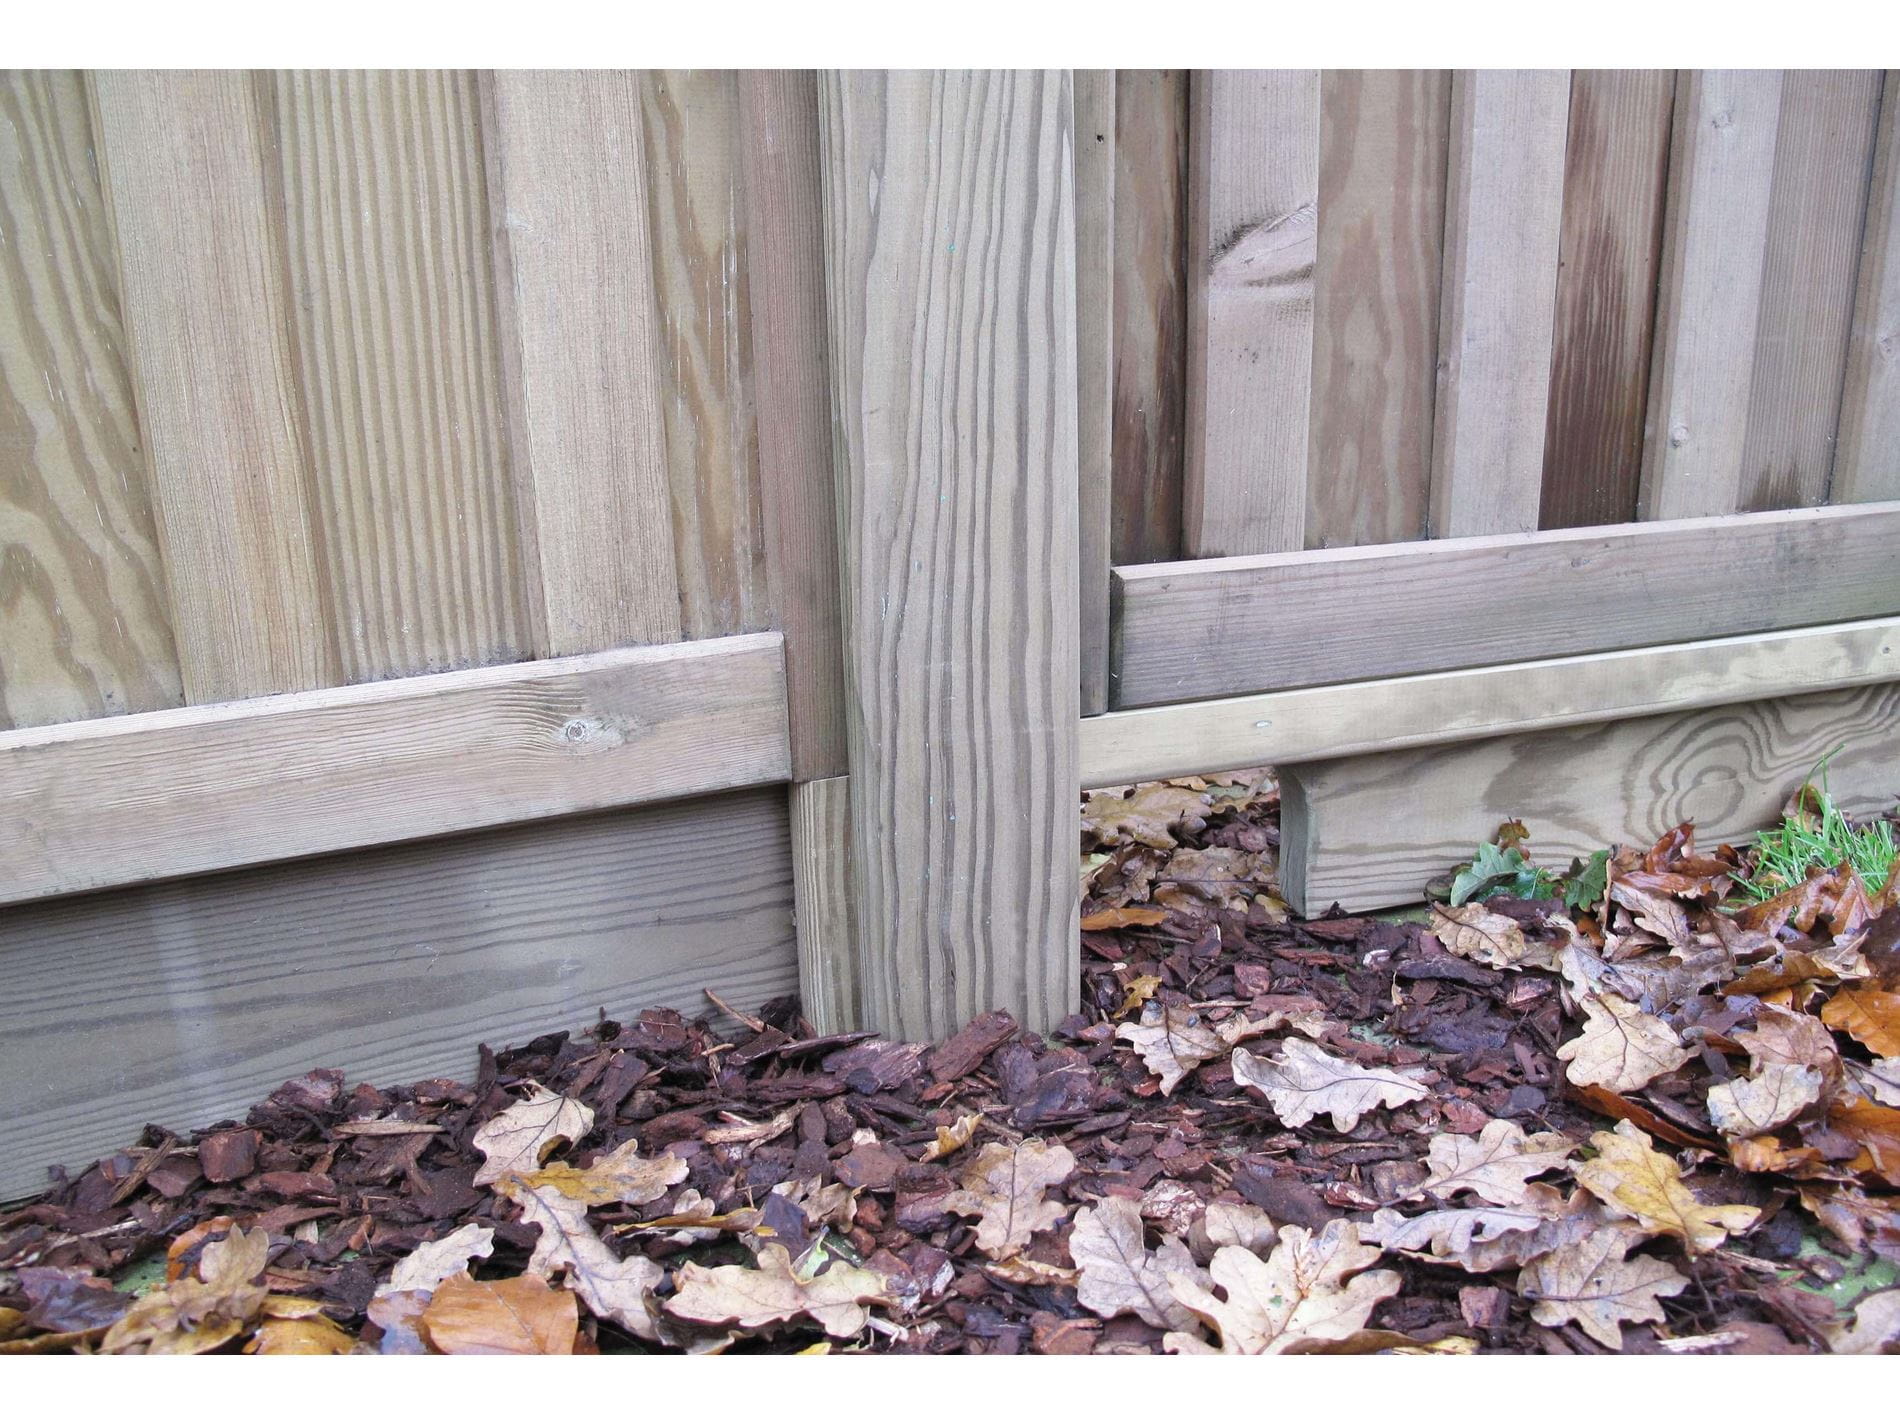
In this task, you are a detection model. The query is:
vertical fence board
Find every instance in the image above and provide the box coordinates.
[1184,70,1319,557]
[737,70,848,781]
[1640,70,1783,521]
[1836,71,1900,504]
[1109,69,1187,567]
[0,71,181,730]
[1429,70,1570,538]
[1075,70,1115,715]
[1306,69,1449,549]
[481,70,681,656]
[1539,70,1674,530]
[821,70,1080,1039]
[90,70,334,703]
[1739,70,1883,512]
[790,776,856,1034]
[265,70,530,683]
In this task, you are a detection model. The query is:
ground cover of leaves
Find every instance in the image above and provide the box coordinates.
[4,772,1899,1356]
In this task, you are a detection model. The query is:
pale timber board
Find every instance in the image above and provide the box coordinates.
[481,71,681,655]
[1076,69,1116,716]
[0,71,182,729]
[1183,70,1319,557]
[263,70,531,683]
[1836,71,1900,504]
[1111,502,1900,707]
[821,71,1081,1040]
[1081,617,1900,789]
[89,71,335,703]
[1429,70,1571,538]
[0,787,798,1202]
[1640,70,1784,521]
[737,70,848,781]
[1305,69,1449,549]
[790,776,857,1035]
[0,633,788,906]
[1740,70,1884,512]
[1280,682,1900,914]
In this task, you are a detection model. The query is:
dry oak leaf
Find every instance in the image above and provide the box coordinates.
[1404,1119,1577,1207]
[1517,1224,1688,1350]
[1822,985,1900,1058]
[471,1085,594,1187]
[1082,784,1212,849]
[1162,1220,1401,1355]
[666,1243,894,1338]
[1189,1202,1279,1262]
[1556,989,1692,1093]
[1070,1197,1206,1332]
[943,1138,1077,1259]
[502,1177,667,1341]
[1230,1039,1430,1132]
[1431,903,1562,972]
[245,1314,357,1355]
[1825,1289,1900,1354]
[101,1225,272,1355]
[1705,1063,1825,1138]
[1846,1058,1900,1108]
[418,1272,577,1355]
[1735,1005,1842,1082]
[1362,1196,1569,1269]
[512,1137,688,1207]
[381,1223,495,1298]
[1575,1121,1759,1254]
[1118,1002,1266,1096]
[919,1112,983,1163]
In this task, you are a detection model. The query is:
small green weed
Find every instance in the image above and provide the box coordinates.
[1441,820,1607,915]
[1734,754,1897,902]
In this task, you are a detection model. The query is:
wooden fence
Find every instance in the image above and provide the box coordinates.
[2,68,1897,1196]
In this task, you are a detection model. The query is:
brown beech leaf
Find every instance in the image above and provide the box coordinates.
[500,1177,667,1341]
[512,1137,688,1207]
[471,1085,594,1187]
[1080,906,1168,930]
[1706,1063,1825,1138]
[1162,1220,1400,1355]
[1517,1224,1688,1350]
[1822,985,1900,1057]
[1735,1005,1842,1081]
[1231,1039,1430,1132]
[418,1273,577,1355]
[1070,1197,1206,1332]
[1830,1097,1900,1186]
[1825,1290,1900,1354]
[1403,1119,1576,1207]
[1556,989,1692,1093]
[1082,784,1212,849]
[1118,1003,1266,1095]
[381,1223,495,1297]
[245,1314,357,1355]
[1574,1121,1759,1254]
[1608,881,1694,951]
[666,1243,894,1337]
[1431,903,1561,972]
[943,1138,1077,1259]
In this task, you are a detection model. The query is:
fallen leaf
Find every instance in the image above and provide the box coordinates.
[1608,880,1694,951]
[1189,1202,1279,1261]
[1823,985,1900,1057]
[512,1137,688,1207]
[1162,1220,1400,1355]
[1116,974,1163,1017]
[381,1223,496,1297]
[101,1225,271,1355]
[17,1267,131,1334]
[244,1314,357,1355]
[943,1138,1077,1259]
[1118,1002,1265,1095]
[1705,1063,1825,1138]
[1361,1184,1580,1270]
[1431,903,1561,972]
[1824,1289,1900,1354]
[1735,1005,1842,1082]
[1830,1097,1900,1186]
[703,1108,797,1146]
[1846,1058,1900,1108]
[1153,847,1272,911]
[982,1257,1079,1288]
[918,1113,983,1164]
[471,1086,594,1187]
[1575,1121,1759,1254]
[1556,989,1692,1093]
[501,1177,667,1341]
[1082,784,1212,849]
[1517,1224,1688,1349]
[1404,1120,1576,1207]
[1283,1329,1479,1355]
[418,1272,577,1355]
[666,1243,893,1338]
[1070,1197,1205,1332]
[1231,1038,1430,1132]
[1081,907,1168,931]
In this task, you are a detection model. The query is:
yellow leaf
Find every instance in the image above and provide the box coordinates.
[512,1138,688,1207]
[418,1273,578,1355]
[1823,985,1900,1057]
[1574,1121,1759,1255]
[919,1113,983,1163]
[245,1314,357,1355]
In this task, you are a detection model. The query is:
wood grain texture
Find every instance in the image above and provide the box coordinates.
[737,70,848,781]
[1305,69,1449,549]
[1836,71,1900,504]
[1111,501,1900,707]
[791,776,857,1034]
[89,70,334,703]
[1539,70,1674,530]
[1740,70,1884,512]
[1184,70,1319,556]
[0,632,787,906]
[640,71,770,640]
[0,71,181,730]
[821,70,1081,1039]
[1280,683,1900,914]
[1082,616,1900,789]
[263,70,530,684]
[1110,70,1187,567]
[0,787,797,1201]
[1640,70,1783,520]
[481,70,681,656]
[1075,70,1115,716]
[1429,70,1571,538]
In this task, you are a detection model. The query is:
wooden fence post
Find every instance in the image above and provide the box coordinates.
[819,71,1081,1041]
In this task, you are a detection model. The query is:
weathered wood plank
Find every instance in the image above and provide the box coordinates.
[1280,682,1900,913]
[0,71,181,730]
[264,70,530,683]
[1110,69,1187,567]
[0,787,797,1202]
[791,776,857,1034]
[1836,71,1900,505]
[737,70,848,782]
[1429,70,1571,538]
[1740,70,1884,512]
[1305,69,1449,549]
[1183,69,1319,556]
[0,633,788,906]
[1111,502,1900,707]
[1076,69,1115,716]
[1640,70,1783,520]
[1082,616,1900,789]
[821,70,1080,1039]
[481,70,681,655]
[89,70,334,702]
[1540,70,1674,530]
